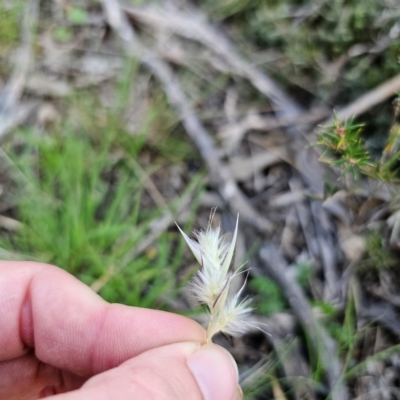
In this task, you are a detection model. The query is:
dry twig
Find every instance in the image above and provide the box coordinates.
[123,4,302,119]
[101,0,273,234]
[218,108,329,149]
[324,73,400,125]
[0,0,39,138]
[260,244,348,400]
[123,2,341,299]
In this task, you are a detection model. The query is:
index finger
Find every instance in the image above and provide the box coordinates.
[0,262,205,376]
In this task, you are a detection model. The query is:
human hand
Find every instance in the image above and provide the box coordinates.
[0,262,239,400]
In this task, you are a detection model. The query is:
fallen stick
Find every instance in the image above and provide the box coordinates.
[122,3,341,295]
[260,244,348,400]
[0,0,39,138]
[325,73,400,125]
[1,0,38,110]
[218,108,329,148]
[123,4,303,120]
[101,0,273,234]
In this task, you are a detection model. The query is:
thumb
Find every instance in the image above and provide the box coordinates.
[52,342,239,400]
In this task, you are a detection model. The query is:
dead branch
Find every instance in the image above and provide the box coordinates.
[123,3,342,297]
[142,56,273,233]
[1,0,38,109]
[324,73,400,125]
[0,102,38,138]
[0,0,39,137]
[123,4,303,120]
[260,244,348,400]
[101,0,273,233]
[228,148,288,182]
[218,108,329,149]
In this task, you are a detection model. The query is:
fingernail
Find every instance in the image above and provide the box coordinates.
[187,344,238,400]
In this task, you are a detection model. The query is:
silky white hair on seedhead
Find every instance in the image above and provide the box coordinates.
[177,214,253,341]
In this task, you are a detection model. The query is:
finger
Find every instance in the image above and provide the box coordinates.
[0,353,85,400]
[0,262,205,376]
[50,342,238,400]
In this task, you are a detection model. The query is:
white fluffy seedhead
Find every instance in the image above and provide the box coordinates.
[177,214,253,341]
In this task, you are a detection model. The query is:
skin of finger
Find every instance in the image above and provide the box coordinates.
[0,262,205,376]
[0,354,52,400]
[0,353,85,400]
[48,342,237,400]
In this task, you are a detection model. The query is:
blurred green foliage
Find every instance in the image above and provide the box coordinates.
[250,276,287,315]
[53,27,73,42]
[66,6,88,25]
[199,0,399,110]
[0,1,21,57]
